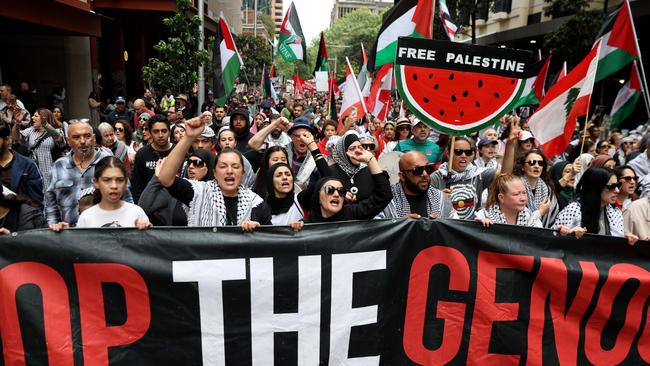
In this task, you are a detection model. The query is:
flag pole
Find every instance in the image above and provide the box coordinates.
[580,111,591,155]
[624,0,650,118]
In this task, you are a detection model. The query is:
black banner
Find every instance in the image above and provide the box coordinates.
[396,37,535,78]
[1,220,650,365]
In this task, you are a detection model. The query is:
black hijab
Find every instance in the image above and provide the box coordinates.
[266,163,295,215]
[307,176,345,222]
[189,149,215,182]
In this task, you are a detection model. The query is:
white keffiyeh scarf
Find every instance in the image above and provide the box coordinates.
[437,162,487,183]
[388,183,448,218]
[520,177,559,227]
[484,203,534,226]
[187,180,263,227]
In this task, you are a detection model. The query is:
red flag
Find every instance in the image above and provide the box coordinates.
[338,58,368,130]
[293,74,304,96]
[366,64,393,121]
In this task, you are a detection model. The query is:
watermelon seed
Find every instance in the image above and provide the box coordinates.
[413,74,418,80]
[511,79,515,85]
[451,95,457,102]
[460,110,464,117]
[475,101,480,107]
[462,90,469,97]
[440,110,445,116]
[494,92,500,98]
[423,97,430,103]
[449,73,455,80]
[478,80,483,88]
[428,73,433,79]
[434,84,439,90]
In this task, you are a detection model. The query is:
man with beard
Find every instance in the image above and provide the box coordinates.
[46,120,129,230]
[210,106,226,132]
[131,115,173,202]
[380,151,456,219]
[393,119,441,163]
[229,108,254,153]
[247,114,291,150]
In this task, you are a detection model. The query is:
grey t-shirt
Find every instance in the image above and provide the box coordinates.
[430,168,496,219]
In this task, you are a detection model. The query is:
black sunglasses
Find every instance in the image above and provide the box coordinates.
[115,127,124,132]
[453,149,474,156]
[605,182,622,191]
[188,159,205,167]
[402,164,436,176]
[525,159,545,167]
[619,176,638,182]
[322,185,346,196]
[362,143,376,150]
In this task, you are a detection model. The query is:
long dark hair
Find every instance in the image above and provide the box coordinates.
[92,156,129,204]
[114,119,133,145]
[514,149,552,188]
[576,167,615,233]
[253,146,289,198]
[36,108,55,127]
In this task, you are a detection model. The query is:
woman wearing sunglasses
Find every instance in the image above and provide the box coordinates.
[554,167,638,244]
[431,124,519,220]
[325,132,379,204]
[513,149,558,227]
[615,165,638,211]
[289,146,392,229]
[475,173,542,227]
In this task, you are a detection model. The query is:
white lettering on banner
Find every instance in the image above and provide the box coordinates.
[398,47,436,61]
[172,259,247,366]
[445,52,526,72]
[250,256,322,366]
[329,251,387,366]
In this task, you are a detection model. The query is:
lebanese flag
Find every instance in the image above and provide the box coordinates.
[213,13,242,107]
[368,0,433,71]
[293,74,304,96]
[338,58,368,129]
[512,54,551,109]
[611,62,643,127]
[366,64,393,121]
[557,61,567,82]
[528,41,601,157]
[594,1,639,82]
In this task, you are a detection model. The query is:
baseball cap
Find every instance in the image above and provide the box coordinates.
[519,130,534,141]
[411,118,427,127]
[478,137,498,147]
[260,100,273,109]
[229,108,250,122]
[115,96,126,104]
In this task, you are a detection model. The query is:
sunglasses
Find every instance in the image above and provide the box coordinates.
[622,141,633,145]
[619,176,638,182]
[598,144,609,149]
[362,143,376,151]
[522,138,535,143]
[453,149,474,156]
[322,185,346,196]
[402,164,436,176]
[397,126,410,131]
[115,127,124,132]
[188,159,205,167]
[525,159,545,167]
[605,182,622,191]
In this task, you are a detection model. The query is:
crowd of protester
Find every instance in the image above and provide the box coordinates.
[0,81,649,243]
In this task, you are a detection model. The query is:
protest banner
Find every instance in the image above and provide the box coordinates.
[1,220,649,365]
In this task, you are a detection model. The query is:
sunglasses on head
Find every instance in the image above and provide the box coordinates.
[525,159,544,167]
[188,159,205,167]
[322,185,346,196]
[619,176,638,182]
[402,164,436,176]
[605,182,622,191]
[453,149,474,156]
[115,127,124,132]
[362,143,376,150]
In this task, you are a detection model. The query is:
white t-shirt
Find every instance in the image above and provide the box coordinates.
[77,202,149,228]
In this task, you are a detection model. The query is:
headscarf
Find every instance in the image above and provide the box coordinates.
[332,132,362,176]
[574,153,594,185]
[589,154,615,169]
[550,161,578,205]
[266,163,296,215]
[189,149,215,182]
[308,177,345,222]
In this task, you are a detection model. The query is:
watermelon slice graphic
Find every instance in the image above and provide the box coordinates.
[396,65,525,134]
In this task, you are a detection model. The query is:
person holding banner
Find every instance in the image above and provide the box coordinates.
[513,149,558,227]
[76,156,151,229]
[474,173,542,227]
[554,167,638,245]
[265,162,305,225]
[157,112,271,231]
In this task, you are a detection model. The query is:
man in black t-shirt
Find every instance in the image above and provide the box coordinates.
[131,115,173,202]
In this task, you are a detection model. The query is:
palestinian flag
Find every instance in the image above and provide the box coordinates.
[594,1,639,82]
[213,14,242,107]
[269,64,276,78]
[368,0,433,71]
[328,76,338,121]
[611,62,642,127]
[279,2,307,62]
[438,0,458,41]
[528,41,601,157]
[262,65,278,104]
[512,54,552,109]
[313,32,328,75]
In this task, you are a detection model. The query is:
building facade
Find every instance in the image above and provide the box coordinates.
[330,0,392,27]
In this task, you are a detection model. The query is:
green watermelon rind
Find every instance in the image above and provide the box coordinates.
[395,64,526,135]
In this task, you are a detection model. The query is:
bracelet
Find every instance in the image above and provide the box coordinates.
[310,149,322,159]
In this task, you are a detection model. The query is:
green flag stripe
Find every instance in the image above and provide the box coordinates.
[595,49,635,82]
[611,92,640,127]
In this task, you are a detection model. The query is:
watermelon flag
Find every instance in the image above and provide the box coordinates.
[213,13,243,107]
[528,41,601,158]
[438,0,458,41]
[278,2,307,62]
[368,0,433,71]
[313,32,328,75]
[594,1,638,82]
[512,53,552,109]
[357,43,371,97]
[293,74,304,96]
[366,64,393,121]
[328,76,338,121]
[262,65,279,104]
[338,57,368,128]
[610,62,643,127]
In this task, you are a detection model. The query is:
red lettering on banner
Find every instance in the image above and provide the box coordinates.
[0,262,74,366]
[638,300,650,362]
[527,259,598,365]
[467,251,534,366]
[403,246,470,365]
[584,263,650,365]
[74,263,151,366]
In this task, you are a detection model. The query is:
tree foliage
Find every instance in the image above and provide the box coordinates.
[236,34,273,85]
[142,0,213,95]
